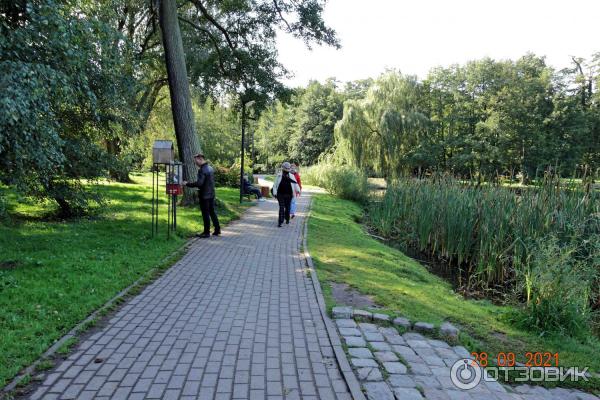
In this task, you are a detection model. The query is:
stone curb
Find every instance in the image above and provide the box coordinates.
[302,197,367,400]
[332,306,460,341]
[1,234,199,396]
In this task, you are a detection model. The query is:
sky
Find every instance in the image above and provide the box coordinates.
[276,0,600,87]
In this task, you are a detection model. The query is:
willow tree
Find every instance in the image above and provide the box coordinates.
[334,71,429,179]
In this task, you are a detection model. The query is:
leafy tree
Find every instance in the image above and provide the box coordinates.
[0,0,140,216]
[255,100,296,172]
[90,0,168,182]
[195,97,241,166]
[288,79,343,165]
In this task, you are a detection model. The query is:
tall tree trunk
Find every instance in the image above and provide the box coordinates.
[158,0,200,205]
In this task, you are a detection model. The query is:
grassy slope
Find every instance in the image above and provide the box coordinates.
[308,194,600,391]
[0,173,250,386]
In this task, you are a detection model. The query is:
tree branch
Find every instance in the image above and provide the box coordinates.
[189,0,237,50]
[272,0,292,31]
[178,16,228,76]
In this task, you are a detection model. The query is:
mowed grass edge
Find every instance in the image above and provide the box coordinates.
[0,173,250,387]
[307,194,600,392]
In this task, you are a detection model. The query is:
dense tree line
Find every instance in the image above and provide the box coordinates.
[254,79,364,169]
[253,54,599,182]
[335,55,600,181]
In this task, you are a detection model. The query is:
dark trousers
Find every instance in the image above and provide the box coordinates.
[245,186,262,199]
[277,194,293,225]
[200,197,220,234]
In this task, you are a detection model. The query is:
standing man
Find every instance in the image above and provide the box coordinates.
[183,153,221,238]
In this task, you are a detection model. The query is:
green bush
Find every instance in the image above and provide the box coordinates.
[303,163,368,203]
[214,165,240,188]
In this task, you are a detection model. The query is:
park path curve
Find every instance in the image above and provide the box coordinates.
[26,194,355,400]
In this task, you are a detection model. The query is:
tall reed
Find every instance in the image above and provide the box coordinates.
[369,177,600,300]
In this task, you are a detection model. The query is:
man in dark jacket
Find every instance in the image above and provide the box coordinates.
[183,153,221,238]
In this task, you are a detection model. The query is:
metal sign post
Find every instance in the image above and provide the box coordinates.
[150,140,182,239]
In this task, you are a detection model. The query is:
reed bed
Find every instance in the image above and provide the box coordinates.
[368,176,600,334]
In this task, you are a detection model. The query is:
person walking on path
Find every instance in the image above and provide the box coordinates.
[183,153,221,238]
[290,163,302,219]
[272,161,300,227]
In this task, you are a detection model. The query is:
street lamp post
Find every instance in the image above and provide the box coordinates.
[240,99,255,203]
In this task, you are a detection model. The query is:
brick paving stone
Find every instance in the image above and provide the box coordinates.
[23,195,353,400]
[364,332,385,342]
[452,346,472,359]
[382,362,407,374]
[344,336,367,347]
[370,341,392,351]
[358,323,379,332]
[387,374,417,388]
[403,332,426,340]
[435,347,459,359]
[351,358,379,368]
[356,368,383,382]
[413,347,437,358]
[332,306,353,319]
[393,387,424,399]
[339,327,362,337]
[380,330,405,345]
[374,351,399,363]
[348,347,374,359]
[547,388,579,400]
[407,362,432,376]
[392,344,419,358]
[423,387,451,399]
[485,380,508,393]
[574,392,600,400]
[444,390,473,400]
[363,382,395,400]
[406,339,431,349]
[513,385,532,394]
[335,318,357,328]
[386,336,407,347]
[422,355,446,367]
[428,339,451,348]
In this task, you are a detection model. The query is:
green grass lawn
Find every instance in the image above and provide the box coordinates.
[0,173,251,387]
[308,194,600,392]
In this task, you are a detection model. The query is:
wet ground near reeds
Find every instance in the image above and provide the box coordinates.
[367,228,517,304]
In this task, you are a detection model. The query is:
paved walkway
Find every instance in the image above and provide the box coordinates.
[335,319,599,400]
[27,194,353,400]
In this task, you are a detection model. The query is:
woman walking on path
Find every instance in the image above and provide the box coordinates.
[272,162,301,227]
[290,163,302,219]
